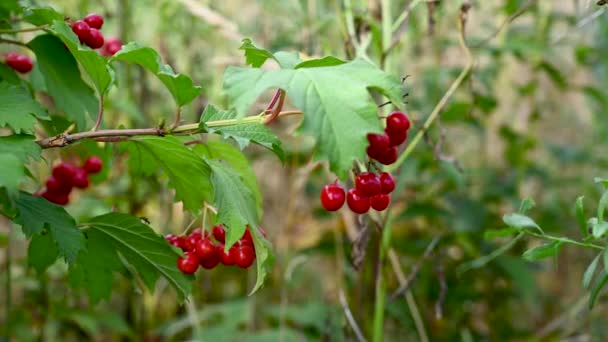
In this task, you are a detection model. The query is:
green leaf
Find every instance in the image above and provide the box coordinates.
[22,7,63,25]
[49,21,114,94]
[576,196,588,238]
[594,177,608,189]
[223,59,404,178]
[0,63,23,85]
[0,81,48,133]
[522,241,562,261]
[29,34,99,130]
[592,221,608,239]
[79,213,192,302]
[483,227,518,240]
[28,232,59,273]
[502,213,543,234]
[0,154,25,195]
[536,60,567,89]
[295,56,346,69]
[598,190,608,222]
[589,270,608,309]
[249,227,274,294]
[518,198,535,214]
[584,254,601,290]
[239,38,276,68]
[273,51,302,69]
[199,104,284,160]
[0,135,41,163]
[208,160,259,249]
[123,136,212,213]
[13,192,85,263]
[110,43,202,107]
[192,141,262,215]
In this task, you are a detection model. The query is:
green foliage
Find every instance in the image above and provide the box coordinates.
[28,232,59,273]
[0,154,25,195]
[0,134,41,163]
[0,81,48,133]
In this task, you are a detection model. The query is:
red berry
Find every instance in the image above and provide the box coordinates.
[219,245,237,266]
[5,53,33,74]
[183,231,201,251]
[72,168,89,189]
[236,238,254,248]
[212,224,226,243]
[346,188,370,214]
[200,252,221,269]
[195,239,216,261]
[85,28,104,49]
[379,172,395,194]
[52,163,78,183]
[41,191,69,206]
[177,252,199,274]
[375,146,398,165]
[370,194,390,211]
[387,129,407,147]
[83,13,104,29]
[103,37,122,56]
[234,245,255,269]
[71,20,91,43]
[165,234,186,250]
[355,172,381,197]
[386,111,410,134]
[367,133,389,150]
[45,176,72,195]
[82,156,103,174]
[242,227,254,243]
[320,183,346,211]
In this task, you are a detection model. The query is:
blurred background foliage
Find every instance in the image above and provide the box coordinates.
[2,0,608,340]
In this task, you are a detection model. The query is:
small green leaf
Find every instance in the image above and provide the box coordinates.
[0,135,41,163]
[483,227,518,240]
[29,34,99,130]
[0,154,25,195]
[0,81,48,133]
[592,221,608,239]
[28,232,59,273]
[518,198,535,214]
[22,6,63,25]
[594,177,608,189]
[249,226,274,295]
[199,104,284,160]
[13,192,85,263]
[295,56,346,69]
[522,241,562,261]
[576,196,588,238]
[110,43,202,107]
[273,51,302,69]
[598,190,608,222]
[589,270,608,309]
[502,213,543,234]
[239,38,276,68]
[584,254,601,290]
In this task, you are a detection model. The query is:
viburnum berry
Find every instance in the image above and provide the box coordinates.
[45,176,72,195]
[355,172,381,197]
[184,230,202,251]
[83,13,104,29]
[71,20,91,43]
[320,182,346,211]
[52,163,78,182]
[103,37,122,56]
[41,191,69,206]
[387,130,407,147]
[200,252,221,269]
[85,28,104,49]
[375,146,398,165]
[212,224,226,243]
[195,239,216,261]
[367,133,390,151]
[218,245,237,266]
[71,169,90,189]
[385,111,410,134]
[370,193,390,211]
[234,245,255,269]
[5,53,33,74]
[346,188,370,214]
[379,172,395,194]
[177,252,199,274]
[165,234,186,250]
[83,156,103,174]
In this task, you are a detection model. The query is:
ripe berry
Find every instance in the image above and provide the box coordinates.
[375,146,398,165]
[71,20,91,43]
[320,182,346,211]
[45,176,72,195]
[195,239,216,261]
[355,172,381,197]
[83,13,104,29]
[200,252,221,269]
[5,53,33,74]
[183,231,201,251]
[219,245,237,266]
[177,252,199,274]
[103,37,122,56]
[71,169,90,189]
[41,191,69,206]
[386,111,410,134]
[379,172,395,194]
[85,28,104,49]
[367,133,390,150]
[370,194,390,211]
[165,234,186,250]
[83,156,103,174]
[346,188,370,214]
[387,130,407,147]
[234,245,255,269]
[52,163,78,183]
[212,224,226,243]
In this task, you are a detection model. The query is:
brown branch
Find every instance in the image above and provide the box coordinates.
[37,127,167,148]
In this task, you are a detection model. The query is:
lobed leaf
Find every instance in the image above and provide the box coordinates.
[0,81,48,133]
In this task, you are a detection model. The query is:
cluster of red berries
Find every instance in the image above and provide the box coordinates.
[70,13,122,56]
[166,225,265,274]
[366,111,411,165]
[320,172,395,214]
[4,52,33,74]
[38,156,103,205]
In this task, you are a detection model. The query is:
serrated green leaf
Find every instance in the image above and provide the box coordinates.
[50,21,114,94]
[199,104,284,160]
[192,141,262,215]
[0,135,41,163]
[123,136,212,213]
[13,192,84,263]
[28,232,59,273]
[110,43,201,107]
[589,270,608,309]
[0,81,48,133]
[79,213,192,302]
[208,160,259,249]
[484,227,518,240]
[223,59,404,178]
[584,254,601,290]
[249,227,274,295]
[22,6,63,25]
[576,196,588,238]
[239,38,276,68]
[0,154,25,195]
[295,56,346,69]
[522,241,562,261]
[29,34,99,130]
[502,213,543,234]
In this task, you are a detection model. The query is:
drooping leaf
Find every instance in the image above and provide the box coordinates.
[29,34,99,130]
[13,192,85,263]
[50,21,114,94]
[239,38,276,68]
[110,43,202,107]
[584,254,601,290]
[594,177,608,189]
[0,81,48,133]
[0,134,41,163]
[208,159,259,249]
[589,270,608,309]
[598,190,608,222]
[502,213,543,234]
[22,6,63,25]
[123,136,212,213]
[199,104,284,160]
[576,196,588,238]
[522,241,562,261]
[76,213,192,302]
[249,227,274,295]
[0,154,25,195]
[592,220,608,239]
[28,232,59,273]
[223,59,404,178]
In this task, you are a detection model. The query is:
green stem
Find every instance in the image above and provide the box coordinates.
[4,229,11,339]
[0,25,49,34]
[523,231,604,250]
[372,269,386,342]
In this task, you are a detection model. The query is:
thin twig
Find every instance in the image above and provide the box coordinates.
[265,89,282,111]
[171,107,182,130]
[263,90,286,125]
[92,96,104,131]
[0,25,49,34]
[472,0,537,48]
[339,289,367,342]
[551,7,606,44]
[0,37,28,47]
[391,236,441,298]
[434,261,447,320]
